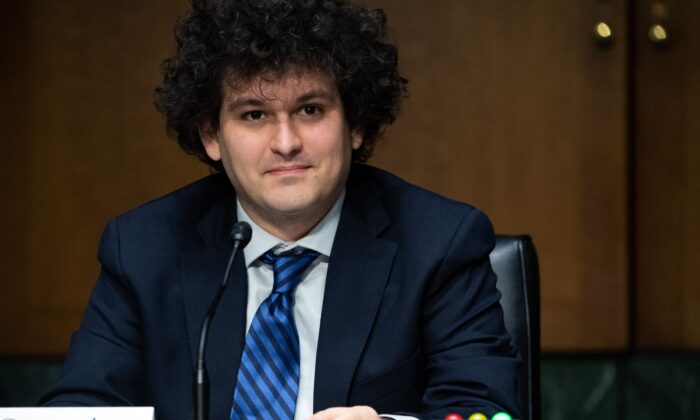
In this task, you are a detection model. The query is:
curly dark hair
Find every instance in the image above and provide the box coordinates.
[154,0,408,171]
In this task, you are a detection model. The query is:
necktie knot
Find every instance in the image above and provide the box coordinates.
[260,247,320,295]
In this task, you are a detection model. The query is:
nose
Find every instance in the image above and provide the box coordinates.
[270,118,302,157]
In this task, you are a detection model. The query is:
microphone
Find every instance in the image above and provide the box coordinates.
[194,221,252,420]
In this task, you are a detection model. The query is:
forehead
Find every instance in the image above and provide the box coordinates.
[222,70,339,103]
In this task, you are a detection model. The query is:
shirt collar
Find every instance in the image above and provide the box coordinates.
[236,190,345,267]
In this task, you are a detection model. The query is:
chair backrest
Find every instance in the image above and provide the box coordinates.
[490,235,541,420]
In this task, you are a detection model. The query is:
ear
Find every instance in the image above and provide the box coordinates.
[350,129,363,150]
[198,119,222,161]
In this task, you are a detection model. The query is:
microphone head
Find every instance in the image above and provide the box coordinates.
[230,221,252,248]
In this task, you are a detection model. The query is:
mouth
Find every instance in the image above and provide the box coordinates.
[266,165,311,175]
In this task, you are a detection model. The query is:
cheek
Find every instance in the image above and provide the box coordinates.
[217,140,249,185]
[221,135,257,168]
[218,142,237,173]
[313,124,354,157]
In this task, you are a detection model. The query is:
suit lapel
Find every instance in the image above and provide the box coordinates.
[180,193,248,419]
[178,166,397,414]
[314,172,397,410]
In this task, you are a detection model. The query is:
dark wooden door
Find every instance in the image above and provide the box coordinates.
[635,0,700,348]
[363,0,630,351]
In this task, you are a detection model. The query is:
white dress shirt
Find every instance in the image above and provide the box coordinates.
[237,192,415,420]
[237,192,342,420]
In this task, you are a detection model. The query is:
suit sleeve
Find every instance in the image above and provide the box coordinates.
[39,219,144,406]
[419,208,519,418]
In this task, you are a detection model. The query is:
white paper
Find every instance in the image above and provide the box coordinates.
[0,407,155,420]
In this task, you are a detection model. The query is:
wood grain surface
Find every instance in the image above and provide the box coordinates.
[3,0,694,354]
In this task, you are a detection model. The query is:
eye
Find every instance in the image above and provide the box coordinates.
[299,105,322,116]
[242,110,264,121]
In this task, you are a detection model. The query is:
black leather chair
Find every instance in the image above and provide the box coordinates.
[489,235,541,420]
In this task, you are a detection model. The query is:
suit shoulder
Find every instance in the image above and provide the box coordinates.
[350,164,495,265]
[352,164,480,220]
[113,173,232,226]
[96,173,233,276]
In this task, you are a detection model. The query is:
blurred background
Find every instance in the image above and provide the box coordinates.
[0,0,698,418]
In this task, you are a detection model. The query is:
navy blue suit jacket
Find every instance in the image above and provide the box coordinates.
[41,164,519,419]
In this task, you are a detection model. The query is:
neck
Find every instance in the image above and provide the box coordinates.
[255,215,320,242]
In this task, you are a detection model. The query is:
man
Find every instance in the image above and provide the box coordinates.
[41,1,519,419]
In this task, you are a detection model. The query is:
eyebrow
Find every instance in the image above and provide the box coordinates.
[225,88,337,112]
[225,98,267,112]
[296,89,337,104]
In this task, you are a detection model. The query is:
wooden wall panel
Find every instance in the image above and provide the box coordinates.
[0,0,208,355]
[361,0,630,350]
[1,1,631,353]
[635,1,700,348]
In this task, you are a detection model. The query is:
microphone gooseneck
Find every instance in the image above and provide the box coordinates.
[194,221,252,420]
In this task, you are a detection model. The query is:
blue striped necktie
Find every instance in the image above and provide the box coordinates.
[230,247,320,420]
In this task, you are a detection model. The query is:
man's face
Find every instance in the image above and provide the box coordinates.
[200,71,362,239]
